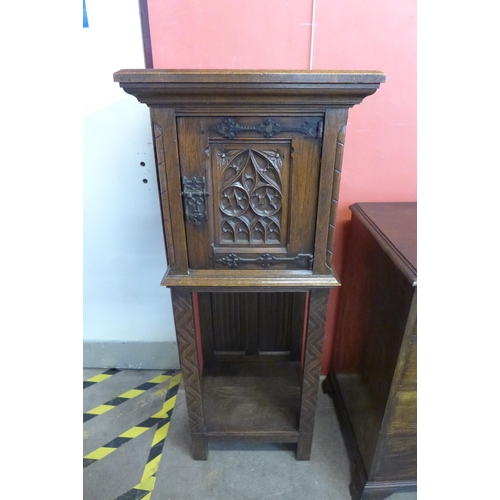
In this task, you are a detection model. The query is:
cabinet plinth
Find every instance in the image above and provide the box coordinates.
[114,70,385,460]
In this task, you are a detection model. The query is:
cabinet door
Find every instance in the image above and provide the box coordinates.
[177,116,323,270]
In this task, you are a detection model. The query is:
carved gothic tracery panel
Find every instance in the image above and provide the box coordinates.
[216,147,287,245]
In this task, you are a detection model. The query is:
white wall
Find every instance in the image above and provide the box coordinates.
[83,0,176,344]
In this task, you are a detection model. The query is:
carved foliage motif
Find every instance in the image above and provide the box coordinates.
[218,148,284,244]
[216,252,314,270]
[214,117,321,139]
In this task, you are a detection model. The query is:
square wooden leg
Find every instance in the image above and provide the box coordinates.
[296,288,329,460]
[191,434,208,460]
[296,433,313,460]
[171,288,207,460]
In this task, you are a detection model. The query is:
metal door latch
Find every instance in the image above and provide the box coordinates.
[181,176,208,225]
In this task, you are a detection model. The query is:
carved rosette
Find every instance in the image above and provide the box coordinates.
[218,148,284,244]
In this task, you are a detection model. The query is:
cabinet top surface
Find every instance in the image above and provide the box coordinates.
[350,202,417,285]
[113,69,386,85]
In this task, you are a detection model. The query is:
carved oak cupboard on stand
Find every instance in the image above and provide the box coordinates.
[113,70,385,460]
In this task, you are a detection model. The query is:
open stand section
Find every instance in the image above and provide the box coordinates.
[171,286,330,460]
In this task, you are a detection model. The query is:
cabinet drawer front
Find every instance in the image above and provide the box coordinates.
[177,116,323,271]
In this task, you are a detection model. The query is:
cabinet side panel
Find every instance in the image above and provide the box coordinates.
[370,291,417,482]
[313,109,348,274]
[150,108,188,272]
[332,215,374,372]
[371,434,417,481]
[333,213,415,474]
[326,125,346,269]
[399,334,417,390]
[152,121,175,266]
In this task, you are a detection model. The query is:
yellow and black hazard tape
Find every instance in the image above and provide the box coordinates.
[83,368,121,389]
[112,373,182,500]
[83,370,176,423]
[83,373,181,470]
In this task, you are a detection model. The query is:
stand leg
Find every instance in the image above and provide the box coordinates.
[191,434,208,461]
[296,433,314,460]
[296,288,329,461]
[171,288,207,460]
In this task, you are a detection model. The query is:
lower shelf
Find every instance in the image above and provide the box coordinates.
[201,359,302,441]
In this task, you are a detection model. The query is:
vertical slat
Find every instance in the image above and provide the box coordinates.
[197,292,214,363]
[289,292,307,361]
[242,293,259,356]
[258,293,293,353]
[212,293,244,352]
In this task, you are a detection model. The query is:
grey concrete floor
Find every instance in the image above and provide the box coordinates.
[83,368,417,500]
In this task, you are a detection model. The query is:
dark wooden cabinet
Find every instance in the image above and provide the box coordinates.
[113,70,385,460]
[323,202,417,499]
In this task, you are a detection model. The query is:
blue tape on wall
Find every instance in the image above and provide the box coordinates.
[83,0,89,28]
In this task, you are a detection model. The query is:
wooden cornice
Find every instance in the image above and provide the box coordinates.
[113,69,386,108]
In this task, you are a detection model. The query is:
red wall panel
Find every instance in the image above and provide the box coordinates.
[148,0,313,69]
